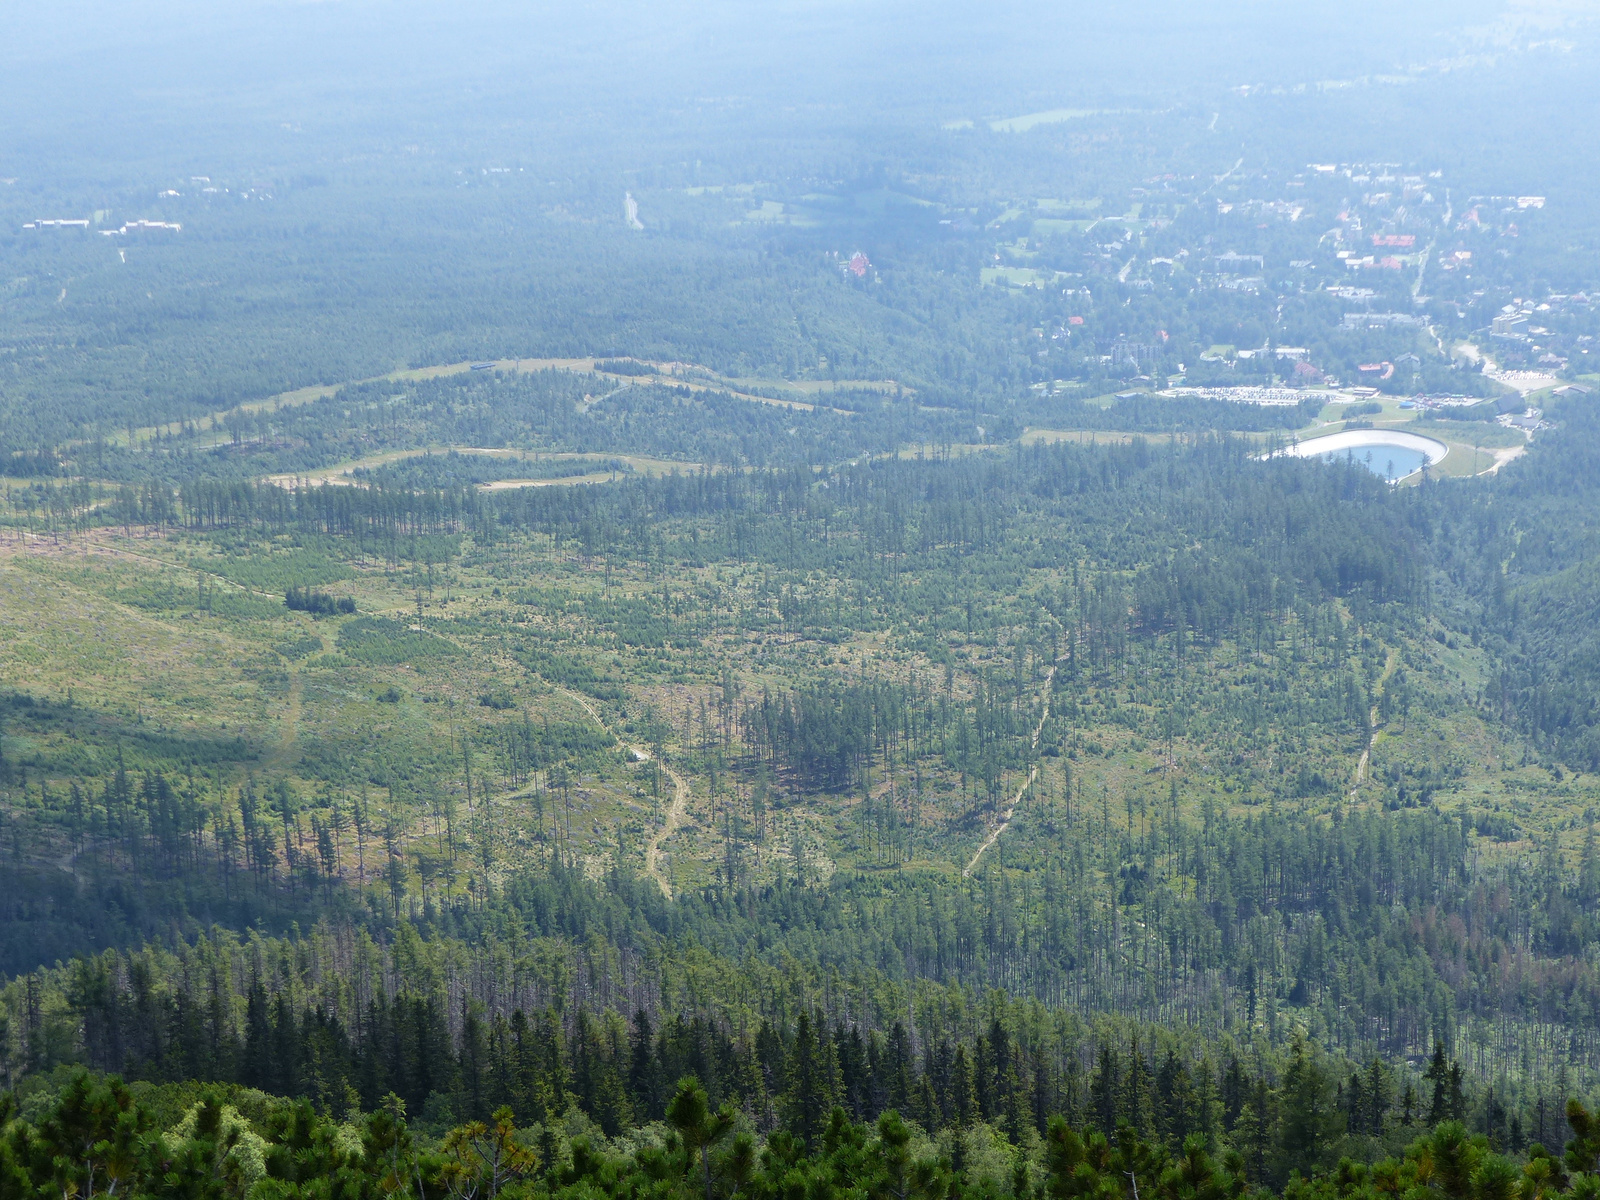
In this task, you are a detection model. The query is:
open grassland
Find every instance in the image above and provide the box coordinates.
[0,492,1584,921]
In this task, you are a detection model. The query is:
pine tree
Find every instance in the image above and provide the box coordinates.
[1565,1098,1600,1174]
[667,1077,734,1200]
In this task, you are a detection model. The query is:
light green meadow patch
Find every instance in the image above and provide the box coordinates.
[989,108,1101,133]
[981,266,1054,288]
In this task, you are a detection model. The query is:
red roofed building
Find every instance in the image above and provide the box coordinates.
[848,252,870,277]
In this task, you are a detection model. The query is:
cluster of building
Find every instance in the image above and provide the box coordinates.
[1216,199,1305,222]
[100,220,182,236]
[1491,312,1530,340]
[1008,158,1583,397]
[1468,195,1546,211]
[1235,346,1308,361]
[1341,312,1427,331]
[21,217,181,235]
[1395,395,1479,410]
[1337,251,1409,271]
[832,251,872,279]
[1166,386,1307,406]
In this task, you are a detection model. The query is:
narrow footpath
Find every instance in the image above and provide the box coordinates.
[559,688,688,899]
[1350,648,1400,798]
[964,665,1057,877]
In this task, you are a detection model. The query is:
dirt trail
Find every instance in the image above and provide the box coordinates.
[261,668,304,773]
[558,688,688,899]
[963,665,1056,877]
[642,757,690,900]
[1483,443,1527,475]
[1351,648,1400,796]
[265,446,697,490]
[113,354,864,451]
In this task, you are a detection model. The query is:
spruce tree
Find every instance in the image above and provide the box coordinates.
[783,1012,833,1147]
[1275,1036,1340,1181]
[1121,1038,1154,1140]
[951,1044,977,1129]
[1090,1044,1120,1135]
[1426,1043,1451,1124]
[629,1010,661,1121]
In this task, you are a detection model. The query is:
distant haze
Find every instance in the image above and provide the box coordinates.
[1,0,1532,130]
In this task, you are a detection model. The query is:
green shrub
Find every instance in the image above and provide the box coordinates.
[337,617,461,664]
[515,645,623,699]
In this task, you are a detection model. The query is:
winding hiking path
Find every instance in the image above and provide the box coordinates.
[110,354,868,452]
[1483,442,1527,475]
[282,670,303,756]
[963,665,1056,877]
[557,687,688,899]
[642,757,690,900]
[1351,648,1400,797]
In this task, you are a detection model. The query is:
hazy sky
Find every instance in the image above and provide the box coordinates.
[4,0,1536,121]
[3,0,1595,196]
